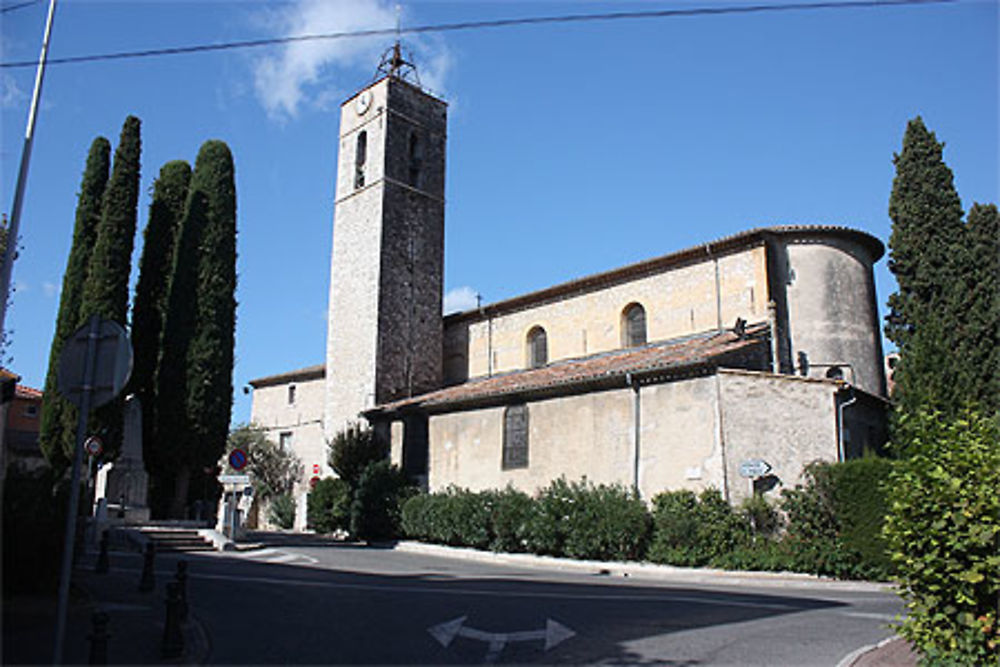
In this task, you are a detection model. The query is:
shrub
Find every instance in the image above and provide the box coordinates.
[328,424,388,490]
[349,461,414,541]
[2,466,69,594]
[523,477,576,556]
[306,477,351,534]
[267,493,296,530]
[560,482,649,561]
[883,409,1000,664]
[648,488,748,567]
[780,460,894,580]
[485,487,534,553]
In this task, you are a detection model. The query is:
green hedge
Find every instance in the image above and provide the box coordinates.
[306,477,351,534]
[401,479,648,562]
[401,461,896,581]
[883,409,1000,664]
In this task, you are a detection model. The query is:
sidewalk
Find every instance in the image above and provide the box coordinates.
[2,547,208,665]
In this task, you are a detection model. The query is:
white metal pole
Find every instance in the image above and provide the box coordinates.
[0,0,58,338]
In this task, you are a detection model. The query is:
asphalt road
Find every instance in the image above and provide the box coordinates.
[151,540,901,665]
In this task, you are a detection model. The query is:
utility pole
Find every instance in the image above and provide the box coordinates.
[0,0,58,340]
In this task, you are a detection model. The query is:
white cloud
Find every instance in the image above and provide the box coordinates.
[2,73,26,109]
[42,281,59,298]
[250,0,452,120]
[443,286,479,315]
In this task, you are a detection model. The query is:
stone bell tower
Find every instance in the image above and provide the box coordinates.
[324,46,447,439]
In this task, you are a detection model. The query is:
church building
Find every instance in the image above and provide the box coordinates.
[248,52,888,530]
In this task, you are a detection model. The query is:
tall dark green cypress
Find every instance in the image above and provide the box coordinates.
[77,115,142,459]
[885,117,965,415]
[131,161,190,515]
[158,141,236,518]
[39,137,111,467]
[951,203,1000,415]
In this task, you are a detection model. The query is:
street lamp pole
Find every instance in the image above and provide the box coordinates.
[0,0,58,338]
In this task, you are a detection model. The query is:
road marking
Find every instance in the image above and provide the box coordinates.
[428,615,576,663]
[185,570,798,609]
[839,611,897,621]
[231,548,319,565]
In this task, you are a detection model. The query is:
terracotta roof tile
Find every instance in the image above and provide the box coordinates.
[369,323,770,415]
[15,385,42,399]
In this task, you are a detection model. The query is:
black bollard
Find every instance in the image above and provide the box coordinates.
[138,542,155,592]
[174,560,188,621]
[88,610,110,665]
[95,531,110,574]
[161,582,184,659]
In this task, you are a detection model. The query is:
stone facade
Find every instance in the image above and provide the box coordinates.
[249,364,326,530]
[251,68,890,526]
[325,76,446,439]
[422,368,867,504]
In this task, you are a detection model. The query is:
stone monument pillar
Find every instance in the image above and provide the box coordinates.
[102,395,150,521]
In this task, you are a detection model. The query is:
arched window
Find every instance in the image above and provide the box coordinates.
[622,303,647,348]
[502,404,529,470]
[527,326,547,369]
[354,131,367,189]
[407,131,422,187]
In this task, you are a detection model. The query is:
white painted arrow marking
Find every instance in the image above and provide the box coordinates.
[428,616,576,662]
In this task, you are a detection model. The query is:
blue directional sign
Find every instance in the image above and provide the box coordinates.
[228,448,248,471]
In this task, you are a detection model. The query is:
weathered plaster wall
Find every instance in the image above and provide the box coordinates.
[444,246,769,383]
[251,375,327,530]
[638,376,725,498]
[779,237,886,397]
[718,369,839,505]
[428,388,635,495]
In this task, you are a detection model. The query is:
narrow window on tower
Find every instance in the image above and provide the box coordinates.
[622,303,647,348]
[527,326,548,369]
[355,131,367,189]
[407,131,422,187]
[502,404,529,470]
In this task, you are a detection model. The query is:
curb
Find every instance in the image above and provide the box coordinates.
[392,541,896,593]
[835,635,899,667]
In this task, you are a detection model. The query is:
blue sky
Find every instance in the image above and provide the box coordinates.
[2,0,997,426]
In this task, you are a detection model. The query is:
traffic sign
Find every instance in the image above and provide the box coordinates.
[312,464,320,475]
[228,448,248,471]
[739,459,772,478]
[56,316,132,409]
[83,436,103,457]
[310,476,320,490]
[218,474,250,485]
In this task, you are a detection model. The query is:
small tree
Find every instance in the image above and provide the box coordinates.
[327,423,388,490]
[883,409,1000,663]
[227,424,301,499]
[307,477,351,534]
[349,461,413,541]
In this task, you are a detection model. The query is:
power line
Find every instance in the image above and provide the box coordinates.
[0,0,958,69]
[0,0,40,14]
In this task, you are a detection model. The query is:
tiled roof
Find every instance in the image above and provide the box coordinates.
[368,322,770,416]
[249,364,325,388]
[16,385,41,399]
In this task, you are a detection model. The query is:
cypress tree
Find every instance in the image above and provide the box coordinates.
[77,115,142,459]
[951,203,1000,415]
[885,116,965,414]
[158,140,236,518]
[131,161,191,515]
[39,137,111,467]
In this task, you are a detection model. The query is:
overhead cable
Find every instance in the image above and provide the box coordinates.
[0,0,957,69]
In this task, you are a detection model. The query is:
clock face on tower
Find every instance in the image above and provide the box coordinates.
[356,90,372,115]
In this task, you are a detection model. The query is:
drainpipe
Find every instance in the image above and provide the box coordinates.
[626,372,641,497]
[767,300,780,374]
[837,385,857,462]
[705,244,723,332]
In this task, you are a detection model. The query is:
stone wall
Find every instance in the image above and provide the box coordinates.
[444,245,769,383]
[251,374,327,530]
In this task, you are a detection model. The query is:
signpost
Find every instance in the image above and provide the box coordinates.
[738,459,772,479]
[53,315,132,665]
